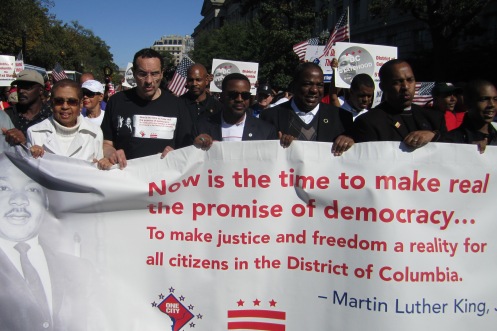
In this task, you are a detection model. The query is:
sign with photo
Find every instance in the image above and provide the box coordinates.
[333,42,397,90]
[123,62,136,88]
[210,59,259,94]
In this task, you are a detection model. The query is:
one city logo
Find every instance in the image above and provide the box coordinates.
[151,287,202,330]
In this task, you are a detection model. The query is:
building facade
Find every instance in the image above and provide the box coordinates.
[194,0,497,81]
[151,35,193,66]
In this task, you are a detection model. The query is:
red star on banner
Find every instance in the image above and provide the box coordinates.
[269,299,277,307]
[253,299,261,306]
[237,299,245,307]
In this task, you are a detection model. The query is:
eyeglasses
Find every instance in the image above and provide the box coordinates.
[226,91,252,100]
[135,71,162,80]
[83,90,101,98]
[53,97,80,107]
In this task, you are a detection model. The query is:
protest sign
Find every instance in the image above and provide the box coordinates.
[305,43,396,106]
[333,42,397,90]
[210,59,259,94]
[123,62,136,88]
[305,45,334,82]
[0,55,15,86]
[15,59,24,75]
[2,141,497,330]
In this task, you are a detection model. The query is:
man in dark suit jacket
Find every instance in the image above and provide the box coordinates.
[351,59,444,147]
[259,62,353,156]
[194,73,277,148]
[0,155,99,331]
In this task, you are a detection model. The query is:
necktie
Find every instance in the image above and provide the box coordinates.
[15,242,51,321]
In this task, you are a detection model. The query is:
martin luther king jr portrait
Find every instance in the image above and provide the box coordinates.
[0,154,102,331]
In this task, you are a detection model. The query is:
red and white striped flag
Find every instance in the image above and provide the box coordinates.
[292,37,319,62]
[52,62,68,82]
[322,7,350,57]
[413,82,435,107]
[167,56,194,96]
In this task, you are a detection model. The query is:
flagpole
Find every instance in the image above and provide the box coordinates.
[347,6,350,42]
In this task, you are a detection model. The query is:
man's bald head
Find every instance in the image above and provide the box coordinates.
[185,64,210,100]
[187,64,208,77]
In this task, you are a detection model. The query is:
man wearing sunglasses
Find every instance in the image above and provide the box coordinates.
[260,62,354,156]
[99,48,193,169]
[194,73,277,148]
[81,80,105,126]
[2,70,52,147]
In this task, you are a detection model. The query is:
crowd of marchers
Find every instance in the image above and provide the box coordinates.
[1,48,496,166]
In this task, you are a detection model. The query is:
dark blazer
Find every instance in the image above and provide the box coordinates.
[0,243,96,331]
[259,101,353,142]
[196,111,278,141]
[351,102,446,143]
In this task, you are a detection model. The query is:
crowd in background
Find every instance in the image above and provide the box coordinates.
[1,48,496,166]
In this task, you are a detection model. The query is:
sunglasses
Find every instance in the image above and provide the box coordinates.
[53,97,80,107]
[226,91,252,100]
[83,90,101,98]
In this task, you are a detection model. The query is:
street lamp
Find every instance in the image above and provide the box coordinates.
[103,66,113,99]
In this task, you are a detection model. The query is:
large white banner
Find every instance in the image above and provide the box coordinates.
[2,141,497,330]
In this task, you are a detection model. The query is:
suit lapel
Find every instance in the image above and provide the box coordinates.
[242,115,258,140]
[66,133,84,157]
[278,103,292,134]
[0,247,28,288]
[388,113,410,140]
[316,105,334,142]
[43,245,65,318]
[42,133,63,155]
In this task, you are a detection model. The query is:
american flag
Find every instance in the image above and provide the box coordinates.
[227,309,286,331]
[167,56,194,96]
[322,7,350,57]
[413,82,434,107]
[52,62,68,82]
[292,37,319,62]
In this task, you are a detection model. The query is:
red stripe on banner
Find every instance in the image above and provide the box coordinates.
[227,321,285,331]
[228,310,286,319]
